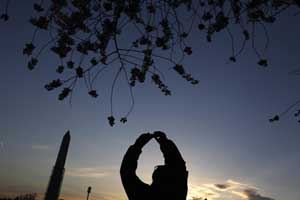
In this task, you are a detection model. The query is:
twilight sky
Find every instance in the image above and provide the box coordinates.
[0,1,300,200]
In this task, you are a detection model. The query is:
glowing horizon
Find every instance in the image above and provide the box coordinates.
[1,1,300,200]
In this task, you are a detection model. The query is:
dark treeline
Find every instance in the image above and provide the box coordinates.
[0,193,36,200]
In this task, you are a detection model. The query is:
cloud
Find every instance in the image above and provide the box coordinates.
[188,184,220,200]
[191,197,203,200]
[231,190,249,199]
[188,179,274,200]
[227,179,245,187]
[244,189,275,200]
[214,183,231,190]
[31,144,49,150]
[227,179,258,189]
[66,168,110,178]
[202,182,232,192]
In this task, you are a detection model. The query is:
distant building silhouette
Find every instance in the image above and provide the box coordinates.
[44,131,71,200]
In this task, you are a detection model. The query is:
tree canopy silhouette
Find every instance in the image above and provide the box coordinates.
[1,0,300,126]
[0,193,37,200]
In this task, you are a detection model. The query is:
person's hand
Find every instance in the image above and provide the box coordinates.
[134,133,153,149]
[153,131,167,143]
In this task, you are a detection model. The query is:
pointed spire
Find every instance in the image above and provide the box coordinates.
[45,130,71,200]
[64,130,70,139]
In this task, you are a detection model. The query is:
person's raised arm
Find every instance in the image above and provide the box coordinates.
[153,131,188,200]
[120,133,153,174]
[153,131,186,169]
[120,133,153,200]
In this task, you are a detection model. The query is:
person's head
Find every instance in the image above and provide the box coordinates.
[152,165,172,183]
[151,165,179,195]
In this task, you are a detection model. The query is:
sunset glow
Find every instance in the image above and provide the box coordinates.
[1,1,300,200]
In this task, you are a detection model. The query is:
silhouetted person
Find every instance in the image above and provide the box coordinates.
[120,131,188,200]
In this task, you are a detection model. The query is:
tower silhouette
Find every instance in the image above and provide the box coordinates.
[44,131,71,200]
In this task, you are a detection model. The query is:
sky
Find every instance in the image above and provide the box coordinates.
[0,1,300,200]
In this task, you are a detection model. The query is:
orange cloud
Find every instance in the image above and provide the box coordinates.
[187,179,274,200]
[65,168,111,178]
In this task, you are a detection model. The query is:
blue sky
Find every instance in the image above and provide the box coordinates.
[0,1,300,200]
